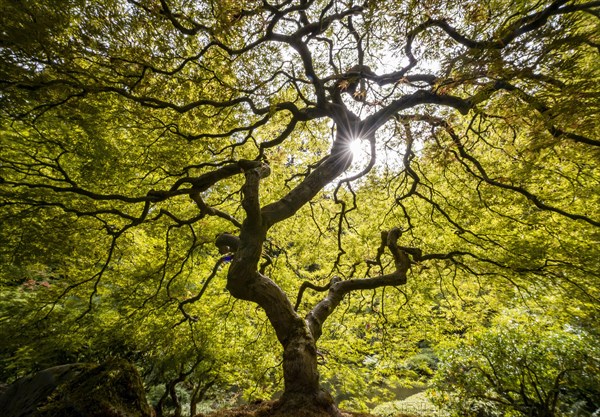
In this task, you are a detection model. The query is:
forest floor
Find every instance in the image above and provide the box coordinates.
[194,401,418,417]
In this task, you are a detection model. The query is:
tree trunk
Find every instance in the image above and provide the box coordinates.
[227,272,340,415]
[225,164,347,415]
[277,321,340,416]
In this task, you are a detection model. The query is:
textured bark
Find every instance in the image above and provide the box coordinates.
[228,265,338,413]
[280,322,321,402]
[224,164,333,409]
[223,133,416,412]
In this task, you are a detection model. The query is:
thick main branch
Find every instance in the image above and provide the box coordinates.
[306,228,411,340]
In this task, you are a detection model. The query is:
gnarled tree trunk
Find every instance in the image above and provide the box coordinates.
[219,121,414,415]
[221,160,346,415]
[227,267,339,414]
[278,320,338,414]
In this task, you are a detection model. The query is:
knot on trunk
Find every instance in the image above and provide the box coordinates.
[215,233,240,254]
[381,227,422,270]
[240,159,271,179]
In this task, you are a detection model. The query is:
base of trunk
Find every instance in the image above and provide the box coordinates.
[194,397,368,417]
[273,390,342,417]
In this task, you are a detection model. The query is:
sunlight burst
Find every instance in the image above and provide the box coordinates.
[348,138,368,160]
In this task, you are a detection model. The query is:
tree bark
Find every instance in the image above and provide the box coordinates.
[221,127,412,415]
[282,324,319,396]
[223,163,343,415]
[278,319,337,413]
[227,268,339,414]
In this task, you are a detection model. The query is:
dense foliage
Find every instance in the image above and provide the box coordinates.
[433,305,600,417]
[1,0,598,415]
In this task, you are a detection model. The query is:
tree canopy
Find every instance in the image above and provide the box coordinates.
[1,0,599,415]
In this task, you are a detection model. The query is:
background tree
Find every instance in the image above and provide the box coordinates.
[1,0,598,415]
[432,305,600,417]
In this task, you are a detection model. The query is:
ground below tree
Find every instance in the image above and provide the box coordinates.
[194,401,418,417]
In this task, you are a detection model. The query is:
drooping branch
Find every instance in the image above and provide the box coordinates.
[493,80,600,147]
[305,228,412,340]
[304,236,551,342]
[175,256,230,327]
[408,1,575,51]
[363,0,596,95]
[2,177,152,204]
[440,122,600,227]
